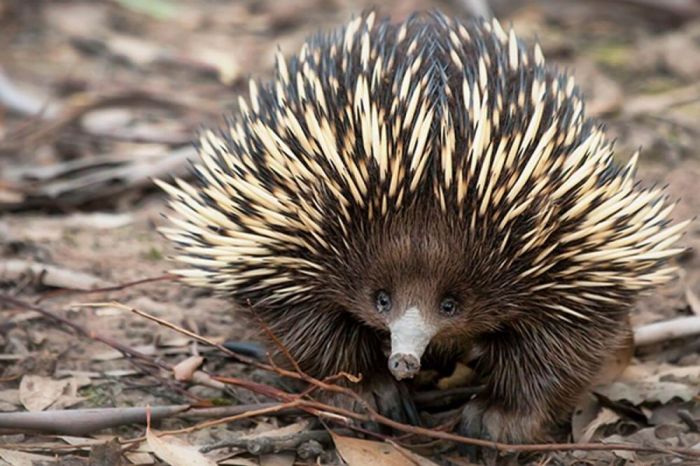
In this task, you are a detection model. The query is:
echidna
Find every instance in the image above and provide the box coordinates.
[157,11,689,443]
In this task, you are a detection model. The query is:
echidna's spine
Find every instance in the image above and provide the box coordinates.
[158,12,687,324]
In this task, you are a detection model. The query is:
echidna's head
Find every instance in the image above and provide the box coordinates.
[158,12,687,382]
[336,211,512,380]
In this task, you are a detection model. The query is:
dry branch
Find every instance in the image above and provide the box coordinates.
[139,300,700,458]
[0,403,294,436]
[0,405,188,436]
[2,88,217,152]
[0,259,112,290]
[1,146,196,210]
[115,299,700,458]
[633,315,700,346]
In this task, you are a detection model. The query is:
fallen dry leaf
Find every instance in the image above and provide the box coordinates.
[580,408,620,443]
[597,380,697,405]
[0,389,20,411]
[331,432,438,466]
[19,375,90,412]
[0,448,57,466]
[620,362,700,384]
[124,451,155,464]
[260,453,295,466]
[146,427,216,466]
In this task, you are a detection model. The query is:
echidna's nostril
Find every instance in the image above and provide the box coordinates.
[388,353,421,380]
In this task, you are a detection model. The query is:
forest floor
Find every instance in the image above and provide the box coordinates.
[1,0,700,464]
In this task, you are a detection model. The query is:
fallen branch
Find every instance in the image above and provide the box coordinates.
[212,375,700,457]
[1,146,196,210]
[633,315,700,346]
[0,405,188,436]
[0,259,112,290]
[0,403,294,437]
[1,87,217,153]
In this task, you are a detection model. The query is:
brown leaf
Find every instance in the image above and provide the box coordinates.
[597,380,697,405]
[260,453,295,466]
[0,448,57,465]
[146,428,216,466]
[88,439,123,466]
[19,375,90,412]
[331,432,438,466]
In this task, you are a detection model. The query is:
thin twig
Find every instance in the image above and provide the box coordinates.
[0,295,168,371]
[83,301,269,371]
[213,322,700,458]
[36,273,175,303]
[0,295,207,404]
[112,299,700,457]
[5,296,699,458]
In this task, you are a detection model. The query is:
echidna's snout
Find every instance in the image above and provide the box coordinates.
[388,353,421,380]
[387,307,437,380]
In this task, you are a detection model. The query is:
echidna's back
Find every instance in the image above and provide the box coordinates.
[159,12,685,321]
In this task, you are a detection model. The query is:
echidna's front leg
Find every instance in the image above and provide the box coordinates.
[460,319,627,444]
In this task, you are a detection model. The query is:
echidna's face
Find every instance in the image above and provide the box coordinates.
[341,215,505,381]
[366,282,466,381]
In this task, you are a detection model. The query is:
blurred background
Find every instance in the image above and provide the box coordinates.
[0,0,699,464]
[2,0,700,211]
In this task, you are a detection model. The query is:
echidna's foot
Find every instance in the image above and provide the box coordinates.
[371,375,421,427]
[458,399,493,461]
[324,373,420,433]
[350,373,420,433]
[458,399,548,461]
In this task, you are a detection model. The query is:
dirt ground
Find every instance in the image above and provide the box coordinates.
[1,0,700,465]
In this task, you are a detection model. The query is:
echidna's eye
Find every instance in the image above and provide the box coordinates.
[375,290,392,313]
[440,297,458,316]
